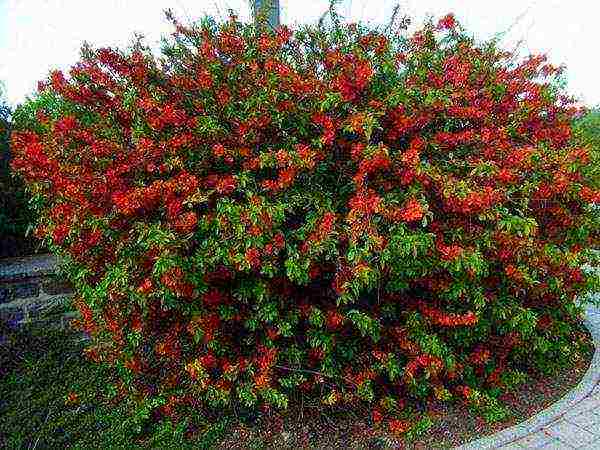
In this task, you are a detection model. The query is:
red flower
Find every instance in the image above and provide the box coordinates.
[308,264,321,279]
[420,303,478,327]
[437,241,463,261]
[203,289,224,307]
[130,311,143,332]
[308,347,325,362]
[273,232,285,249]
[276,26,292,46]
[537,315,553,330]
[388,419,410,435]
[266,327,280,340]
[399,199,424,222]
[200,352,217,368]
[52,224,70,244]
[245,247,261,269]
[372,409,383,423]
[326,310,344,330]
[469,347,491,365]
[437,14,457,30]
[458,385,472,399]
[215,175,237,195]
[216,89,230,105]
[212,143,226,157]
[504,264,522,281]
[197,68,213,89]
[173,212,198,234]
[124,357,142,373]
[161,267,194,298]
[137,278,153,295]
[65,391,79,405]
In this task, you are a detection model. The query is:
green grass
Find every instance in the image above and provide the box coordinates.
[0,322,416,449]
[0,324,229,449]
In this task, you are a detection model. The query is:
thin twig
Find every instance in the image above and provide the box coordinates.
[500,1,538,40]
[213,1,225,21]
[275,364,327,377]
[318,0,339,29]
[175,0,192,26]
[385,3,401,33]
[298,393,304,422]
[274,364,358,388]
[30,407,51,450]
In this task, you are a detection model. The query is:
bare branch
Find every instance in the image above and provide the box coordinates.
[318,0,340,29]
[494,0,539,45]
[275,364,359,388]
[385,3,401,33]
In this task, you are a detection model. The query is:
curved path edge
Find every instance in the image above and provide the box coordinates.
[457,304,600,449]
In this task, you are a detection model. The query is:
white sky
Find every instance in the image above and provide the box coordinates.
[1,0,598,107]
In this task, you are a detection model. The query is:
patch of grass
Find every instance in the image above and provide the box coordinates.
[0,321,432,449]
[0,324,229,449]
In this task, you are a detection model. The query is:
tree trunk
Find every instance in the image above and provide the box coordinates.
[252,0,280,28]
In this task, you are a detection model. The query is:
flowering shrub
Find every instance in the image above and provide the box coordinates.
[10,11,600,435]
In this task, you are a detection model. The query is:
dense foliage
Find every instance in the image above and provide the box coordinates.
[0,87,42,257]
[573,107,600,189]
[574,107,600,147]
[10,11,600,436]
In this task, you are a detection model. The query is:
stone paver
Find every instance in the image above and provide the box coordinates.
[511,432,556,448]
[543,421,597,448]
[564,410,600,432]
[579,439,600,450]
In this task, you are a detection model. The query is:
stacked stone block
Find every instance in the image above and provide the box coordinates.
[0,254,78,337]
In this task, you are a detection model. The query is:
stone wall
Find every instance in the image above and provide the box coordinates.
[0,254,78,335]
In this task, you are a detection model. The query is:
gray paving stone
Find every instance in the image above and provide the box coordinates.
[0,306,25,329]
[24,316,65,330]
[578,397,600,413]
[512,432,556,448]
[577,437,600,450]
[499,443,527,449]
[25,295,70,316]
[564,389,600,415]
[589,390,600,401]
[562,401,599,420]
[544,422,597,448]
[536,438,574,449]
[41,278,73,295]
[457,303,600,450]
[565,411,600,432]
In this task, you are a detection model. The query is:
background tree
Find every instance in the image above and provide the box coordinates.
[251,0,280,28]
[573,106,600,189]
[0,84,43,257]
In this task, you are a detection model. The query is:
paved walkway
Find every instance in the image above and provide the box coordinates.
[500,387,600,449]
